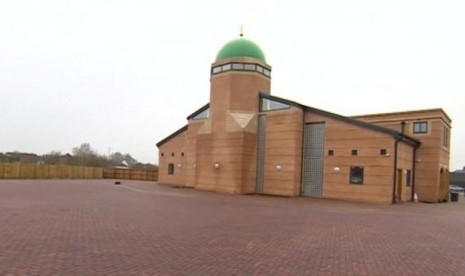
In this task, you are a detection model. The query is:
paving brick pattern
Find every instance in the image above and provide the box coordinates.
[1,180,465,275]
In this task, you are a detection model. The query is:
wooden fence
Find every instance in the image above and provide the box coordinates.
[0,163,102,179]
[0,163,158,181]
[103,167,158,181]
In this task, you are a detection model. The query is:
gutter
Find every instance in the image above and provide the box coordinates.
[410,144,420,201]
[300,109,306,196]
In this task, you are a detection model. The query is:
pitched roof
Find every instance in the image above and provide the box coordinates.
[156,125,188,148]
[157,103,210,148]
[156,93,422,149]
[260,93,421,147]
[186,103,210,120]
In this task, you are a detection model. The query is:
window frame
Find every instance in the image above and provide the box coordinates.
[210,62,271,78]
[260,98,291,112]
[350,166,364,185]
[443,126,450,148]
[406,170,412,187]
[168,163,175,175]
[413,121,428,134]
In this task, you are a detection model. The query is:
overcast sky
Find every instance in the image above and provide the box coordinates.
[1,0,464,169]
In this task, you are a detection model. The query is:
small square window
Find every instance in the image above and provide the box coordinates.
[413,121,428,134]
[350,166,364,184]
[171,152,175,157]
[380,149,387,155]
[181,152,185,157]
[328,150,334,156]
[160,152,164,157]
[351,150,358,156]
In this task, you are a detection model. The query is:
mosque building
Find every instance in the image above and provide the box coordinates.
[156,35,452,204]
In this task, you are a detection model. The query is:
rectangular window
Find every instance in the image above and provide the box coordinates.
[232,63,244,70]
[351,149,358,156]
[443,126,450,148]
[406,170,412,187]
[212,66,222,74]
[213,66,221,74]
[413,121,428,134]
[168,163,174,175]
[328,150,334,156]
[244,64,256,71]
[256,65,264,73]
[380,149,387,156]
[350,166,364,184]
[222,64,231,71]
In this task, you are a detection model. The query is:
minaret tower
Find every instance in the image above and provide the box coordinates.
[194,32,272,193]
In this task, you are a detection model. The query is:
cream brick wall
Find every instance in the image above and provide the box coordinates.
[260,107,303,196]
[305,112,413,204]
[354,109,451,202]
[158,131,187,186]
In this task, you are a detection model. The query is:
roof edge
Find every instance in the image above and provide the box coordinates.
[186,103,210,120]
[259,93,421,146]
[156,125,188,148]
[353,108,452,123]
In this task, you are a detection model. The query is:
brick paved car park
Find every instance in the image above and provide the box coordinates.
[1,180,465,275]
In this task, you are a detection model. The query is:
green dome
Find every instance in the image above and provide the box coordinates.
[216,38,266,62]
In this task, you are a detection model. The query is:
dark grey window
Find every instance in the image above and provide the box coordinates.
[406,170,412,187]
[328,150,334,156]
[350,166,364,184]
[413,121,428,134]
[443,126,450,148]
[168,163,174,175]
[351,149,358,156]
[380,149,387,155]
